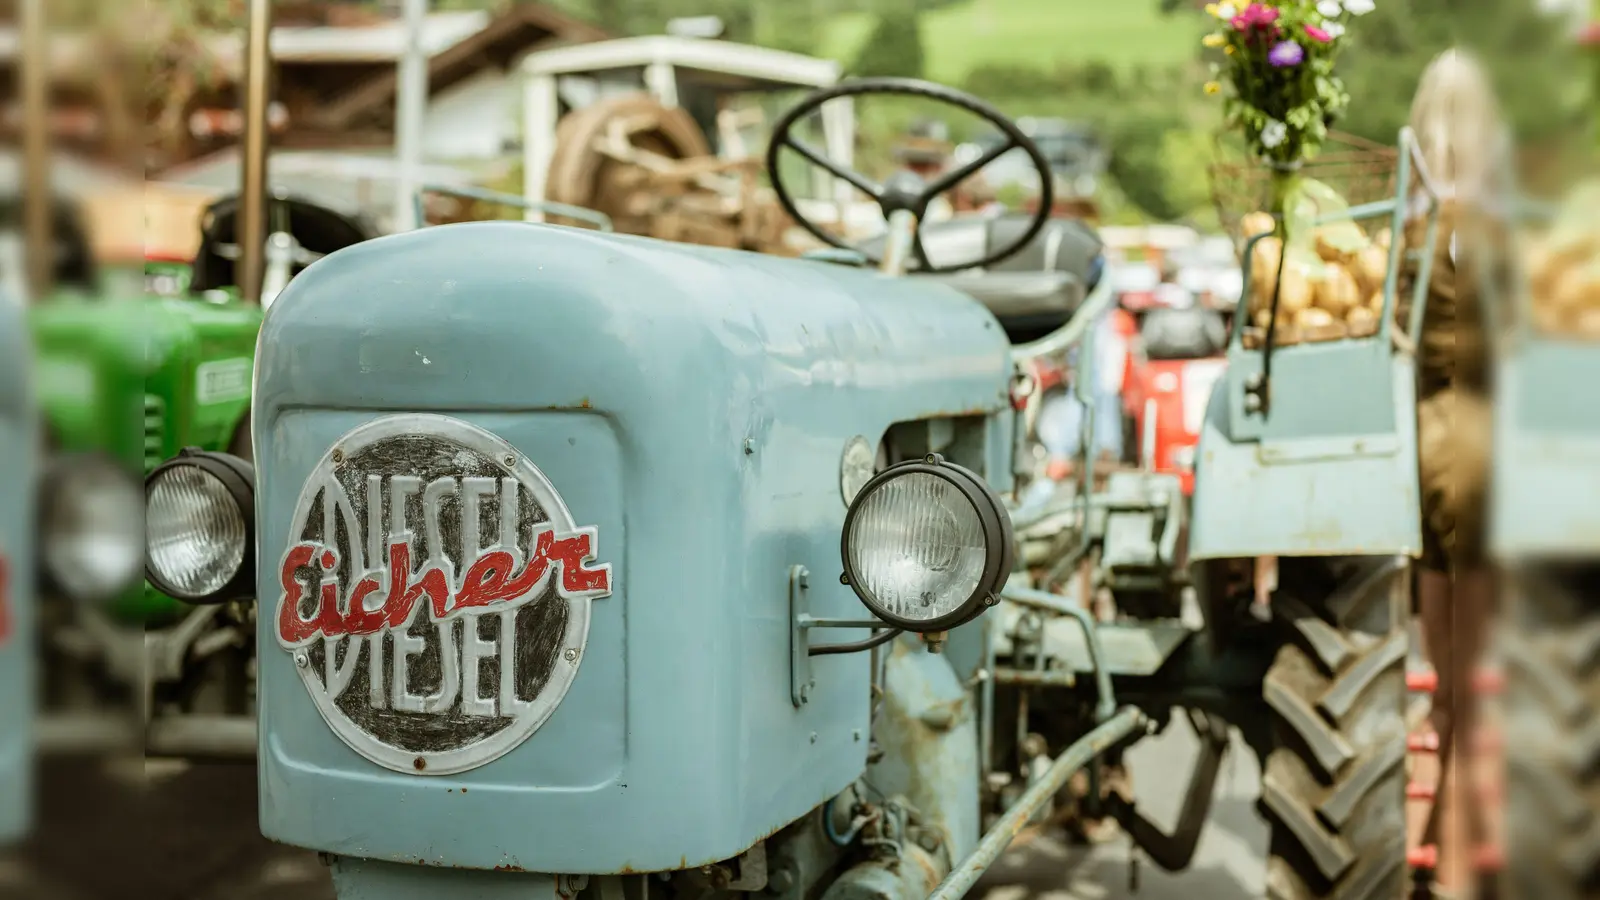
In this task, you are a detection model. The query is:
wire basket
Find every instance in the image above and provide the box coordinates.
[1209,130,1399,248]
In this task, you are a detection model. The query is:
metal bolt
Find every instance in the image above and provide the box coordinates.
[294,653,308,668]
[810,732,818,744]
[504,454,516,467]
[743,438,755,454]
[564,648,578,662]
[1244,393,1262,413]
[331,448,344,463]
[413,756,426,771]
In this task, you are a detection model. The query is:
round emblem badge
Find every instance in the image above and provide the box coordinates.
[273,414,612,775]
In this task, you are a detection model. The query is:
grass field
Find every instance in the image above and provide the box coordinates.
[818,0,1208,86]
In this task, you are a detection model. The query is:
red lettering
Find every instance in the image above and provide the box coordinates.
[277,544,321,645]
[548,531,611,596]
[342,575,385,635]
[277,526,611,645]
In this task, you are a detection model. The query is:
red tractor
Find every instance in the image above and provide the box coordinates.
[1118,291,1230,494]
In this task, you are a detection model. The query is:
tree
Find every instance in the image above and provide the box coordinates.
[1336,0,1584,148]
[849,1,926,78]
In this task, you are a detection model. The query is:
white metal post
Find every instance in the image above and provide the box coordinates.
[394,0,428,231]
[521,72,558,223]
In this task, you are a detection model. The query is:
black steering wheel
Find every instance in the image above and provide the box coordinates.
[766,77,1055,275]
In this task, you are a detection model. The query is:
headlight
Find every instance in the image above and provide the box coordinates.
[38,454,145,605]
[840,454,1013,633]
[144,449,256,604]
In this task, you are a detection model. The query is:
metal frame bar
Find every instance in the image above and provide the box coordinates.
[925,707,1148,900]
[414,183,615,232]
[238,0,273,305]
[20,0,50,301]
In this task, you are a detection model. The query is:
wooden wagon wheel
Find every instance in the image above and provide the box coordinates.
[546,92,712,236]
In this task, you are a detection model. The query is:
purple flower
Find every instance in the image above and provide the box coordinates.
[1268,40,1304,67]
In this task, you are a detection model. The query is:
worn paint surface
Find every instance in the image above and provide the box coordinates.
[865,635,982,866]
[253,221,1013,875]
[1491,340,1600,558]
[0,296,37,844]
[1189,340,1422,560]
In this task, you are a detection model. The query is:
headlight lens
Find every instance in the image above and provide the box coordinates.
[145,453,254,603]
[841,455,1012,632]
[39,456,145,604]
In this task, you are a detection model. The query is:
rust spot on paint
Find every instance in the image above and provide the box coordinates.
[580,397,592,408]
[494,864,526,872]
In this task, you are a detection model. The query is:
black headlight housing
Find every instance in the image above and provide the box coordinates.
[143,448,256,605]
[839,454,1013,633]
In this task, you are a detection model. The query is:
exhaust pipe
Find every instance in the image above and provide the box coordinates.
[238,0,273,304]
[20,0,51,302]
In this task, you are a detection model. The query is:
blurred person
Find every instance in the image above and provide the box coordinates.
[1401,47,1505,895]
[892,119,957,223]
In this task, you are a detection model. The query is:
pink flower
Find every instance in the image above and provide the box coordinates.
[1304,24,1331,42]
[1229,3,1280,31]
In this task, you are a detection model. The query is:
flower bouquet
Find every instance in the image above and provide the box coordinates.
[1202,0,1397,347]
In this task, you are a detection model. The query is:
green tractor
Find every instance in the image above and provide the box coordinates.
[21,0,377,753]
[32,188,374,754]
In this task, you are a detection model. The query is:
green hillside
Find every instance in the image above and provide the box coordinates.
[819,0,1208,85]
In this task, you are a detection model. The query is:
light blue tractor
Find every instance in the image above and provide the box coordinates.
[1186,131,1442,899]
[0,294,37,846]
[138,77,1421,900]
[1491,184,1600,900]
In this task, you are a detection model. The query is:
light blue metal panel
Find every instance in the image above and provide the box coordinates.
[253,222,1013,873]
[1189,351,1422,560]
[0,296,36,844]
[1491,340,1600,559]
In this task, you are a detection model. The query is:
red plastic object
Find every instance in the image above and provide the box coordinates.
[1409,845,1439,870]
[1408,732,1439,753]
[1407,782,1436,801]
[1407,669,1438,693]
[1473,843,1504,872]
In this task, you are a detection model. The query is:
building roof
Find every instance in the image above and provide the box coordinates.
[311,5,608,129]
[522,35,839,91]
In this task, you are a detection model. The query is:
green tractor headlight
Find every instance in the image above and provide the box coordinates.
[38,453,145,606]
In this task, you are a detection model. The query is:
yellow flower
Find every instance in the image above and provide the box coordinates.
[1224,45,1236,55]
[1204,2,1220,14]
[1204,81,1222,95]
[1202,32,1226,48]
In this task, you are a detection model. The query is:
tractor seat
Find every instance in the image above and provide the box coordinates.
[856,212,1105,344]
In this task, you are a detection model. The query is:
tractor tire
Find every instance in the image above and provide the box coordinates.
[1503,564,1600,900]
[1259,556,1411,900]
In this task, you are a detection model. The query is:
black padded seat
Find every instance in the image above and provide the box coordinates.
[856,212,1104,344]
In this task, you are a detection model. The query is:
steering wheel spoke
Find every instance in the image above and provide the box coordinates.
[782,135,883,199]
[923,136,1019,199]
